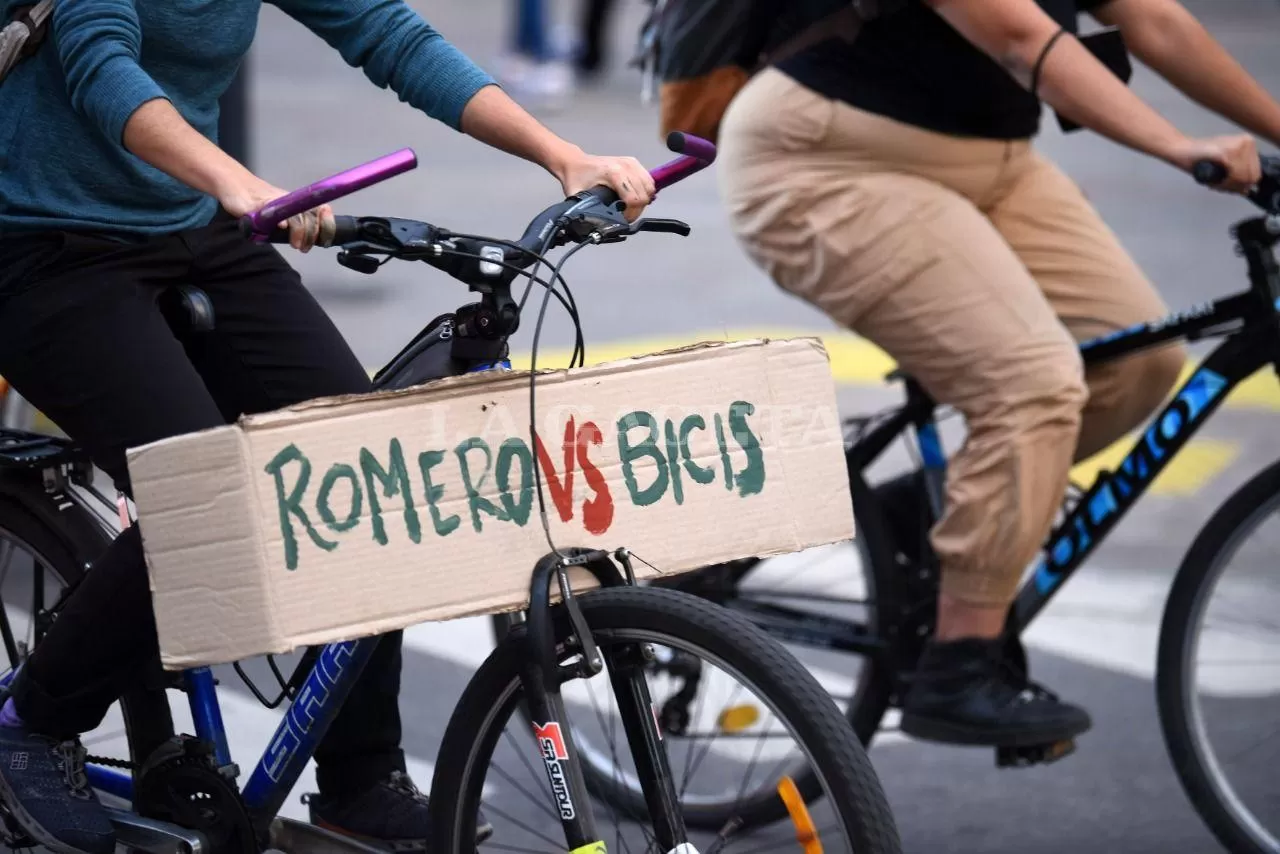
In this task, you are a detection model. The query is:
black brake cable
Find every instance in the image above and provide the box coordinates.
[527,235,594,558]
[430,230,587,366]
[430,248,579,322]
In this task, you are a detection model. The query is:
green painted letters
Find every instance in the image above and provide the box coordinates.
[456,438,509,532]
[317,463,362,533]
[264,444,335,571]
[359,439,422,546]
[496,438,534,525]
[678,415,716,485]
[728,401,765,497]
[617,411,669,506]
[418,450,460,536]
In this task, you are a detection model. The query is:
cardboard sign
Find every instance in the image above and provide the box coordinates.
[127,338,855,669]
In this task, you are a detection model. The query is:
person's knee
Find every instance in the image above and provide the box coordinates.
[1129,342,1186,415]
[990,343,1089,435]
[1079,341,1186,459]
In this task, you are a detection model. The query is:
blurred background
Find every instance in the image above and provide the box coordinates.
[5,1,1280,850]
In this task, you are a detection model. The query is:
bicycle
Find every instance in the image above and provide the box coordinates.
[0,133,902,854]
[508,156,1280,851]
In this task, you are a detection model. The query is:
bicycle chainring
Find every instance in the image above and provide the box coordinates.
[134,736,258,854]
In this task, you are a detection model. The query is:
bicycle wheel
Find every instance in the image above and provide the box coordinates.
[0,481,170,773]
[436,586,902,854]
[1157,458,1280,854]
[490,470,905,830]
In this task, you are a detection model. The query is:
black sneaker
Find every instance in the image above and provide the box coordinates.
[0,728,114,854]
[306,770,493,851]
[900,638,1092,748]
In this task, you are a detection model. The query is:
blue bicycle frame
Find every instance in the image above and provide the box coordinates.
[64,356,515,831]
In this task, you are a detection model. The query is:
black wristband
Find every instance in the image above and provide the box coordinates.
[1031,28,1068,99]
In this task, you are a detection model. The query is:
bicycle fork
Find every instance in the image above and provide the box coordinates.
[523,551,692,854]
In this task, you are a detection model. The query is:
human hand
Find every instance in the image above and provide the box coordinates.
[1172,134,1262,194]
[553,148,656,221]
[216,174,334,252]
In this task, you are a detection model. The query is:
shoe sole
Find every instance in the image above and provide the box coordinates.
[900,712,1091,748]
[313,818,495,850]
[0,765,106,854]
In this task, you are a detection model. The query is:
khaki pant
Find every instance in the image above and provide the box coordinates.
[718,70,1185,606]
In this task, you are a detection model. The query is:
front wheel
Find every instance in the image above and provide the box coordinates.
[1157,458,1280,854]
[435,586,902,853]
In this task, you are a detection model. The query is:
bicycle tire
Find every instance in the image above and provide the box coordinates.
[489,471,902,830]
[1157,457,1280,854]
[437,586,902,854]
[0,479,172,771]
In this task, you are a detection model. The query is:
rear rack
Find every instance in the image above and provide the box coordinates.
[0,429,90,471]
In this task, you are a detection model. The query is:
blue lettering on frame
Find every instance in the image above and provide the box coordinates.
[263,640,358,782]
[1033,367,1227,596]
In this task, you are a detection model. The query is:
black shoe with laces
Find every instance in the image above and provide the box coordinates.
[900,638,1092,748]
[306,769,492,851]
[0,728,115,854]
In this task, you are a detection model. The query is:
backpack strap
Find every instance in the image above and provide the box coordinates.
[763,5,865,69]
[17,0,55,60]
[0,0,53,81]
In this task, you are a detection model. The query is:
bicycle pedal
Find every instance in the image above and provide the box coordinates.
[995,739,1076,769]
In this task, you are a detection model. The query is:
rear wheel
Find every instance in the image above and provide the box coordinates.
[0,478,171,778]
[439,587,902,853]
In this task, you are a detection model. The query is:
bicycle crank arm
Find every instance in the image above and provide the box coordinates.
[106,808,208,854]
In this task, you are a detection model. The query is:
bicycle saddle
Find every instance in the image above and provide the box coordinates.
[157,284,215,333]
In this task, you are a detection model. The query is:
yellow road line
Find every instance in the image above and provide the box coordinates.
[507,328,1280,412]
[1071,436,1239,497]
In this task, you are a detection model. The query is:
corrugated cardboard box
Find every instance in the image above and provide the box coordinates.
[126,338,855,669]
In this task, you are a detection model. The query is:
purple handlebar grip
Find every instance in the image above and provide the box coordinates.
[241,148,417,240]
[665,132,717,164]
[651,157,709,192]
[650,131,717,192]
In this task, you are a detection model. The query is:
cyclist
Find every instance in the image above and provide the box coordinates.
[719,0,1279,749]
[0,1,654,851]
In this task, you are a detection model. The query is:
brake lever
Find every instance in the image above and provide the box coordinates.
[632,218,692,237]
[591,217,693,244]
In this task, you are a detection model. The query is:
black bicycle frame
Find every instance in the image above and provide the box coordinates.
[715,214,1280,661]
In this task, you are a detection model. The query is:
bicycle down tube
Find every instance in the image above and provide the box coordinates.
[1012,302,1280,629]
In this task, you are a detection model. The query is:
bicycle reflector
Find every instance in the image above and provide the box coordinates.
[777,775,823,854]
[716,705,760,733]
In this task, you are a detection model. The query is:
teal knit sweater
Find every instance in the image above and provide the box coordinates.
[0,0,494,236]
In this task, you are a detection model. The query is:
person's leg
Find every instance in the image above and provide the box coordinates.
[989,151,1186,462]
[0,231,226,853]
[176,218,473,844]
[576,0,615,75]
[515,0,550,61]
[720,75,1091,745]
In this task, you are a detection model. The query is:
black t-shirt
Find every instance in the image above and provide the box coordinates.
[777,0,1110,140]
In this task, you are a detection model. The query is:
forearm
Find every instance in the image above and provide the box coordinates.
[931,0,1189,166]
[1098,0,1280,148]
[458,85,582,183]
[121,99,255,198]
[1034,33,1188,165]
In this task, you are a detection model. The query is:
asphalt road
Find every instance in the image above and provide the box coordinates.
[12,1,1280,852]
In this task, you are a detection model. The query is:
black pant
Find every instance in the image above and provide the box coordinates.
[0,215,403,797]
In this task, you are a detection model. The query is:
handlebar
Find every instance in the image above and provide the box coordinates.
[1192,155,1280,216]
[239,149,418,242]
[239,132,718,242]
